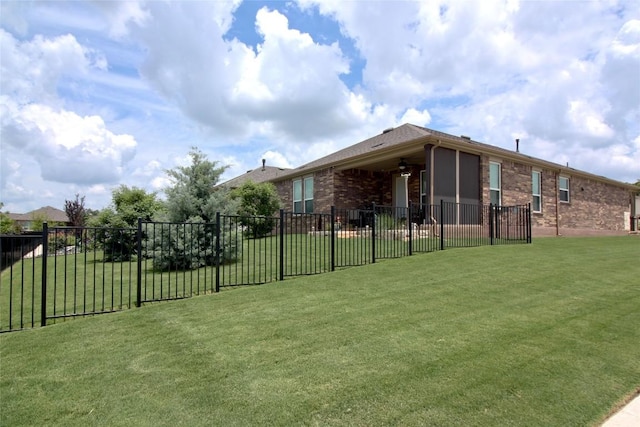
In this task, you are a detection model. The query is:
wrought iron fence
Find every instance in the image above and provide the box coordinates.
[1,202,531,332]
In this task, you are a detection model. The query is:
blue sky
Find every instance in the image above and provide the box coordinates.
[1,0,639,213]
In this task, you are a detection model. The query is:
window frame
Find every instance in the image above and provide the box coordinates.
[292,176,314,213]
[532,170,542,213]
[489,161,501,206]
[559,176,570,203]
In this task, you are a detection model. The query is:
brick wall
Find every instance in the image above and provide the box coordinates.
[333,169,391,209]
[275,156,631,236]
[314,169,334,213]
[556,175,630,234]
[274,180,292,210]
[480,154,631,236]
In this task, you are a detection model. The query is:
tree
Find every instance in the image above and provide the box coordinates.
[231,180,281,238]
[64,193,87,227]
[112,185,164,225]
[151,147,239,270]
[0,203,21,234]
[164,147,237,222]
[89,208,135,262]
[89,186,163,262]
[30,212,51,232]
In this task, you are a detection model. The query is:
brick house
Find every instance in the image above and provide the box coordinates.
[7,206,70,231]
[227,124,639,237]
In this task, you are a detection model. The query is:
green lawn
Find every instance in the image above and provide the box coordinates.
[1,236,639,426]
[1,233,437,330]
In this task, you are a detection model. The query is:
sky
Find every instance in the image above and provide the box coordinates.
[1,0,639,213]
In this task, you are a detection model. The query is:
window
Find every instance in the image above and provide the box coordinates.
[293,179,303,213]
[489,162,501,206]
[293,176,314,213]
[304,176,314,213]
[532,171,542,212]
[559,176,570,203]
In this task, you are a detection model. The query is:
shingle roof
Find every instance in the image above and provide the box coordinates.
[220,165,291,188]
[8,206,69,223]
[268,123,635,190]
[276,124,430,178]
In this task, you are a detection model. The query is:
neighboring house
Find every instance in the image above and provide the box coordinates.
[7,206,70,231]
[237,124,638,237]
[221,159,291,189]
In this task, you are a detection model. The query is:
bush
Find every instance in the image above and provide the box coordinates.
[89,209,137,262]
[148,219,237,271]
[231,181,281,239]
[100,227,138,262]
[242,216,277,239]
[375,213,396,230]
[48,233,77,252]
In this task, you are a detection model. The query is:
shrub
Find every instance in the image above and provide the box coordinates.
[148,219,237,271]
[48,233,77,252]
[231,181,281,239]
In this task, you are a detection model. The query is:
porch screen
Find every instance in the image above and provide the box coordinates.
[459,152,480,224]
[433,147,456,204]
[433,147,456,224]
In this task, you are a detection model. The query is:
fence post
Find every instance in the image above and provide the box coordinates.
[489,204,495,245]
[41,222,48,327]
[439,200,445,250]
[371,203,376,264]
[136,218,142,307]
[527,203,532,243]
[408,201,413,256]
[330,206,336,272]
[279,209,284,281]
[215,212,221,293]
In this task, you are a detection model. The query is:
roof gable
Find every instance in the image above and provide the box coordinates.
[277,124,431,178]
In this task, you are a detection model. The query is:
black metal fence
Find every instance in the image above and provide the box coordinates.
[1,202,531,332]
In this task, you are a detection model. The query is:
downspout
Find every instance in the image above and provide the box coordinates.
[555,170,560,236]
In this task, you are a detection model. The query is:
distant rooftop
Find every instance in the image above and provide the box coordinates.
[7,206,69,223]
[220,163,291,188]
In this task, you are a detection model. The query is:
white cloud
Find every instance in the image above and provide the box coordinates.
[2,0,639,213]
[93,0,151,38]
[0,28,138,208]
[2,101,137,184]
[298,0,638,182]
[399,108,431,127]
[1,29,93,103]
[132,4,370,142]
[261,150,293,169]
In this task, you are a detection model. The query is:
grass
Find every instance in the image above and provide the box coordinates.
[1,233,442,330]
[1,236,639,426]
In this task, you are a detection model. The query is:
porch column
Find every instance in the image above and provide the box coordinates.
[424,143,433,206]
